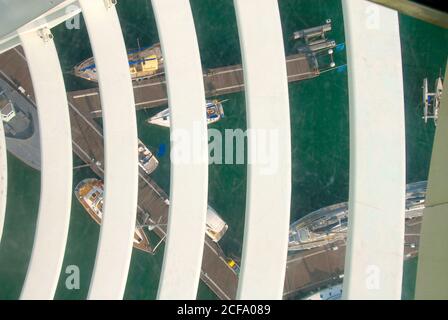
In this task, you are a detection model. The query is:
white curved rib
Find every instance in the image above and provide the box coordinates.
[19,28,72,299]
[78,0,138,299]
[0,94,6,244]
[151,0,208,299]
[0,3,81,55]
[234,0,291,299]
[342,0,406,299]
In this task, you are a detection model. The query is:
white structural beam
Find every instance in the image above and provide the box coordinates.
[151,0,208,300]
[0,0,80,54]
[234,0,291,299]
[0,95,6,244]
[19,28,72,299]
[415,63,448,299]
[342,0,406,299]
[79,0,138,299]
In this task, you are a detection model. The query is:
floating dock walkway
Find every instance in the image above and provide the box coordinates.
[69,53,318,117]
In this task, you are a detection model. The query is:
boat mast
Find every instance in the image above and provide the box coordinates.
[137,38,143,66]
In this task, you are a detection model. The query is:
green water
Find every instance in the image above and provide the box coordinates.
[280,0,349,222]
[0,154,40,298]
[0,0,446,300]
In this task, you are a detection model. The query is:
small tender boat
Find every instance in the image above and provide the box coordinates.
[75,178,151,253]
[147,100,226,128]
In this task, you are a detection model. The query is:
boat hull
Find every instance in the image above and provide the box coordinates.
[75,178,152,253]
[288,181,427,251]
[138,140,159,175]
[147,100,225,128]
[73,43,164,82]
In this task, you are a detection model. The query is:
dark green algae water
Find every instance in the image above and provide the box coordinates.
[0,0,446,300]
